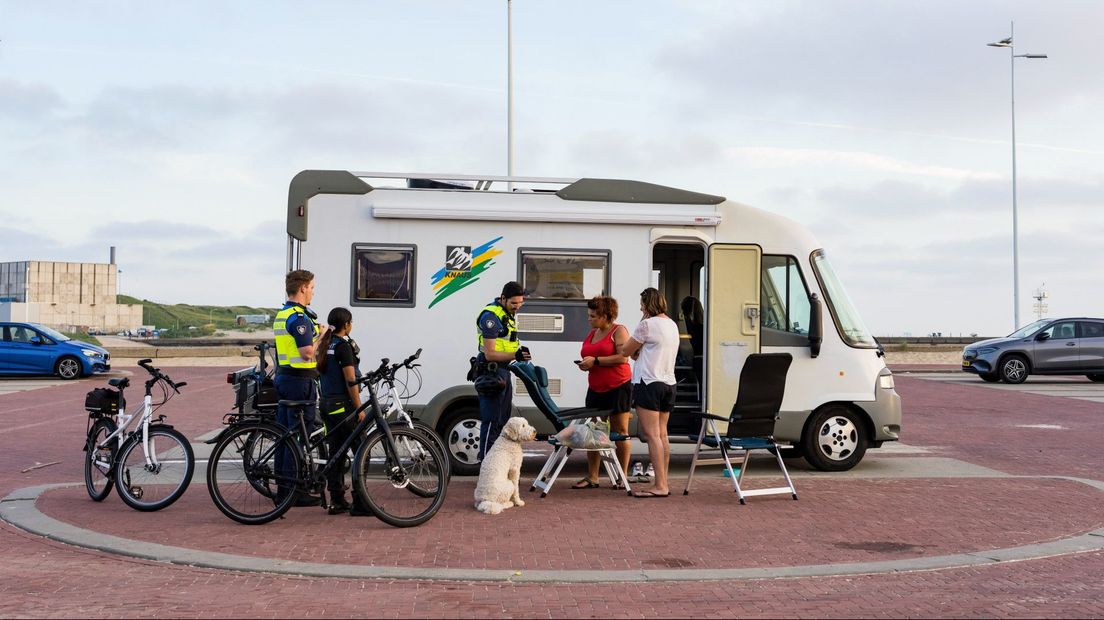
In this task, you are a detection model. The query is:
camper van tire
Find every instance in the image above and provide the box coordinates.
[802,405,869,472]
[439,405,483,476]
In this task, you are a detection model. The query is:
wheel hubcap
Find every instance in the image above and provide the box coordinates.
[447,419,481,464]
[59,359,80,378]
[817,416,858,461]
[1004,359,1026,380]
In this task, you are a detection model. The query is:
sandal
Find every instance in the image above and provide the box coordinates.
[633,490,670,498]
[571,478,600,490]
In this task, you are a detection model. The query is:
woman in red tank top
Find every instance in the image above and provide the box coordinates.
[572,296,632,489]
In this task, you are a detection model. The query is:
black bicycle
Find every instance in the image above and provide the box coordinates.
[206,350,448,527]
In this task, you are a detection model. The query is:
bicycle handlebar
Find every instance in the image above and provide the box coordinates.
[136,358,185,393]
[350,349,422,388]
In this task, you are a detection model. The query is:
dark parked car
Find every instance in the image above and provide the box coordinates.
[0,322,111,380]
[962,317,1104,384]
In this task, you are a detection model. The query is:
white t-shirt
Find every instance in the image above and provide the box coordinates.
[630,316,680,385]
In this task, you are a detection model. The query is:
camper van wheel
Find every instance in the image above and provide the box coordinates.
[440,406,482,476]
[802,406,867,472]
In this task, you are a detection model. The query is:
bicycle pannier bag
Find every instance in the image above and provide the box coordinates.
[85,388,123,416]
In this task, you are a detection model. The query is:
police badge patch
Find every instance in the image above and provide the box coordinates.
[297,324,307,335]
[484,318,498,330]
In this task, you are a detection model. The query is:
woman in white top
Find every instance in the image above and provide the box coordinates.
[618,287,680,498]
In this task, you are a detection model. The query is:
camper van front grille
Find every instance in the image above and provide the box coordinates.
[517,313,564,333]
[516,377,562,397]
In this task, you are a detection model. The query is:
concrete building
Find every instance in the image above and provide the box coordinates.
[0,261,143,333]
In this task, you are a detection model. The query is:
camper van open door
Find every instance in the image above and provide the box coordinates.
[706,244,761,429]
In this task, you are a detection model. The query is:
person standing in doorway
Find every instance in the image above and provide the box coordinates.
[475,281,531,463]
[619,288,679,498]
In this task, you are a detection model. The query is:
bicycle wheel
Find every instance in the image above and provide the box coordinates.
[353,426,447,527]
[409,420,452,481]
[114,426,194,512]
[84,418,118,501]
[207,423,298,525]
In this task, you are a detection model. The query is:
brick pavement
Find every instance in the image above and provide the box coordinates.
[2,369,1104,616]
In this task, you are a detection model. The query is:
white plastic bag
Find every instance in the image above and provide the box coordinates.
[556,419,612,449]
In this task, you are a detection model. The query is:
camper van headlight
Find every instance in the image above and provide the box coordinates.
[878,373,895,390]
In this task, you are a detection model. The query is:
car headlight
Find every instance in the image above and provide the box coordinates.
[977,347,998,355]
[81,349,103,358]
[878,373,895,390]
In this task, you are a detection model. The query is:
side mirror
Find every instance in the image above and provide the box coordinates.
[1035,331,1051,342]
[808,293,823,358]
[29,336,44,345]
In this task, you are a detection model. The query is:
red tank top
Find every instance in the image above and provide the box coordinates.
[580,325,632,392]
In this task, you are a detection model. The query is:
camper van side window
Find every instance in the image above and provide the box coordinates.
[519,250,610,301]
[761,255,811,335]
[351,244,416,308]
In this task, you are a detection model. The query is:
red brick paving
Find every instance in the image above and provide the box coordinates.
[3,369,1104,617]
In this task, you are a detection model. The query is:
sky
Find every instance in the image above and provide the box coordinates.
[1,0,1101,337]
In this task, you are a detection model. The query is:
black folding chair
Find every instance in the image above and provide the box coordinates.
[681,353,797,503]
[509,362,632,497]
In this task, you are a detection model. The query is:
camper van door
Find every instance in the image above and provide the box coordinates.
[706,244,762,429]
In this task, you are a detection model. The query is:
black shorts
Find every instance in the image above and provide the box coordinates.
[585,381,632,415]
[632,381,675,413]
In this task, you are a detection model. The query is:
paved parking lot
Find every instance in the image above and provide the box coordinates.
[907,371,1104,404]
[1,367,1102,617]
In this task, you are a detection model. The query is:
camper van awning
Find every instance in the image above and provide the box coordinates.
[370,202,722,226]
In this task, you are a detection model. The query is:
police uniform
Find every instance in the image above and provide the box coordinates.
[476,300,520,460]
[319,334,367,512]
[273,301,320,500]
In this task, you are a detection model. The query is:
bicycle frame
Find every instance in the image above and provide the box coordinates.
[257,379,400,492]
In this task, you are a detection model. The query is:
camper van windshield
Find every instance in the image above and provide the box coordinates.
[811,250,877,348]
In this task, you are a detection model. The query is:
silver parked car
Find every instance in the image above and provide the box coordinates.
[962,317,1104,384]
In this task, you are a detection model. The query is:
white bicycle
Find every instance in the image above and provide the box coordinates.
[83,359,195,511]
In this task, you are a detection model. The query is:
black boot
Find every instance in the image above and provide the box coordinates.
[327,495,350,515]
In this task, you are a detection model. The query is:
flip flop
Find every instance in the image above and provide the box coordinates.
[633,490,670,498]
[571,478,600,490]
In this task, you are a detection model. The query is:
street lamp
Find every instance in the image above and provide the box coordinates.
[506,0,515,191]
[988,21,1047,330]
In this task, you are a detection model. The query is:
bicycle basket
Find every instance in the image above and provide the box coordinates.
[85,388,124,417]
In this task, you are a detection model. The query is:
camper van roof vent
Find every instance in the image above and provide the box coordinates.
[557,178,725,205]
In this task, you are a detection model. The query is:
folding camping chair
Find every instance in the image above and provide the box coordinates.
[509,362,632,497]
[682,352,797,504]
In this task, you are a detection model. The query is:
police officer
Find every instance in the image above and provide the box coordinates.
[475,281,531,462]
[316,307,370,516]
[273,269,328,507]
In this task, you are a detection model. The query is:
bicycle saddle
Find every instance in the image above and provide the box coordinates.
[108,377,129,388]
[278,399,316,407]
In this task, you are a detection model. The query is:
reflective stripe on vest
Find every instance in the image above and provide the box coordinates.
[476,303,520,354]
[274,305,319,369]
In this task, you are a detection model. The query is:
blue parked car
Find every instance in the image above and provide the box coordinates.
[962,317,1104,384]
[0,322,111,380]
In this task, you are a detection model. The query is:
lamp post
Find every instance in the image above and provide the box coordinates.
[988,21,1047,330]
[506,0,515,191]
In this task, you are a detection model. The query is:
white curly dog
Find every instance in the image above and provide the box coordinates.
[474,417,537,515]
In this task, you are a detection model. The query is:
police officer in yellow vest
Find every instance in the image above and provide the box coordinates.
[273,269,328,506]
[475,281,531,462]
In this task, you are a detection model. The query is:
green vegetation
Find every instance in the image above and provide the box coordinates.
[63,332,102,346]
[116,295,278,338]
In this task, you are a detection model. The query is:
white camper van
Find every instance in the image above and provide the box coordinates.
[287,171,901,475]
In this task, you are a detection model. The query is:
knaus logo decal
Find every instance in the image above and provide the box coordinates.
[428,236,503,309]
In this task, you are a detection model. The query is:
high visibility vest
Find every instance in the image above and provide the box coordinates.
[476,302,520,354]
[273,304,319,370]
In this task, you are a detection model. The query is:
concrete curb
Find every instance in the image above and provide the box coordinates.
[3,478,1104,583]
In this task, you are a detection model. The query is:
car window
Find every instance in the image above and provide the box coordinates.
[9,326,37,343]
[1040,322,1077,340]
[1079,321,1104,338]
[0,326,9,342]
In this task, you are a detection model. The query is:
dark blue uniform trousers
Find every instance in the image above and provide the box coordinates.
[274,373,318,499]
[477,366,513,461]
